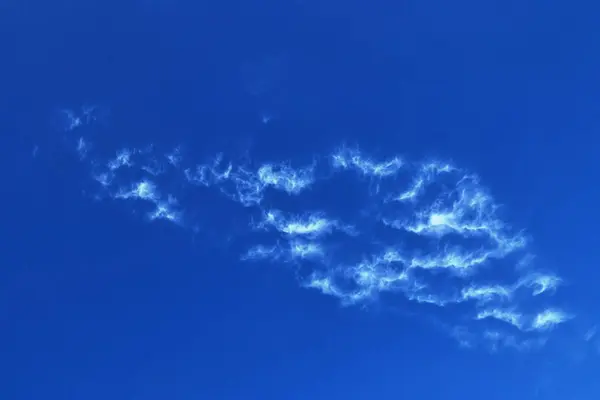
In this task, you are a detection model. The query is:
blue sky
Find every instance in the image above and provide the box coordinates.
[2,1,600,399]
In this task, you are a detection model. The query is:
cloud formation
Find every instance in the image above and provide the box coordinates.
[48,106,578,351]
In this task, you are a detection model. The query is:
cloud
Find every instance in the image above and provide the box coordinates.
[50,107,578,352]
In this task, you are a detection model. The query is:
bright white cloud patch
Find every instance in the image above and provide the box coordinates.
[48,107,584,352]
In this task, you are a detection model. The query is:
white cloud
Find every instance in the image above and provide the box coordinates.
[56,119,575,351]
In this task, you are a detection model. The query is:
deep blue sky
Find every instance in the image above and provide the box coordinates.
[2,1,600,399]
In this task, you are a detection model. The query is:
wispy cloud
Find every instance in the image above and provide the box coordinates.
[47,107,579,352]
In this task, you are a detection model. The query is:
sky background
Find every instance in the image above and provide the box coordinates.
[2,0,600,399]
